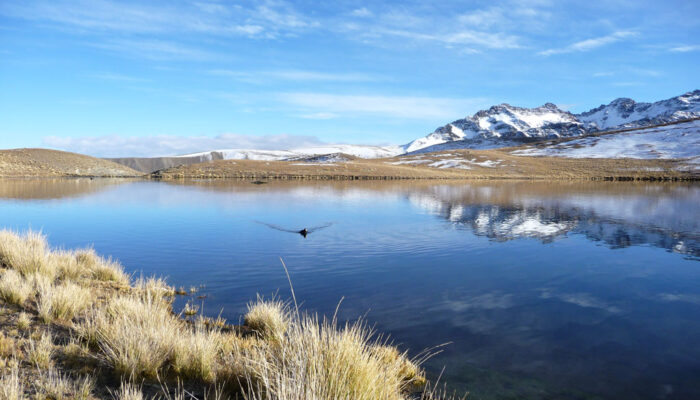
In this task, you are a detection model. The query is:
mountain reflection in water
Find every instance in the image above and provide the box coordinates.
[0,179,698,400]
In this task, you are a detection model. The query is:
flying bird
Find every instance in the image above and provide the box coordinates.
[255,221,333,238]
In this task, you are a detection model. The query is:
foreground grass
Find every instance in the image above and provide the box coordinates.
[0,230,460,399]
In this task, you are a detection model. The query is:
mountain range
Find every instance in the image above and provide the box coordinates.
[404,89,699,153]
[107,90,699,172]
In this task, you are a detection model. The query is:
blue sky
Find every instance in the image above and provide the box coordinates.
[0,0,698,156]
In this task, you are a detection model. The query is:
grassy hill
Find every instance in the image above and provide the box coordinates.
[150,148,698,181]
[0,148,141,178]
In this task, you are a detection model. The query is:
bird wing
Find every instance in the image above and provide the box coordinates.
[307,222,333,233]
[254,221,300,234]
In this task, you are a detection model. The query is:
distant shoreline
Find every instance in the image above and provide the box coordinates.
[1,147,698,182]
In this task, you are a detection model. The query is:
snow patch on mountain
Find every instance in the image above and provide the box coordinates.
[178,144,403,162]
[406,90,700,153]
[511,120,700,168]
[578,90,700,130]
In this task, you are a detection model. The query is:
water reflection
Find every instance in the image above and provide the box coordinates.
[405,182,700,258]
[0,179,698,400]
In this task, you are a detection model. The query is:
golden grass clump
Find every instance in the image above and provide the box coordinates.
[34,367,94,400]
[171,323,222,383]
[86,293,182,379]
[133,276,175,298]
[0,332,16,359]
[244,297,290,341]
[0,364,23,400]
[0,269,32,306]
[37,281,92,323]
[27,332,54,369]
[0,230,53,278]
[75,248,129,285]
[110,381,145,400]
[236,311,427,400]
[15,312,31,331]
[52,250,84,281]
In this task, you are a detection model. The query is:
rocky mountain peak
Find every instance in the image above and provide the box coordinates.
[404,89,699,153]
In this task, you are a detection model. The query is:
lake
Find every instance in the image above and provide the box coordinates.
[1,178,699,400]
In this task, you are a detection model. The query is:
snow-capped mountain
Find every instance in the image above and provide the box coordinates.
[177,144,403,161]
[405,90,700,153]
[404,103,585,152]
[577,90,700,130]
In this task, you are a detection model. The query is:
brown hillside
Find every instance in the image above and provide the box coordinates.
[151,147,698,181]
[0,148,141,177]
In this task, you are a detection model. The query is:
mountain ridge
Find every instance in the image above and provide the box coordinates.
[405,89,699,153]
[104,90,699,172]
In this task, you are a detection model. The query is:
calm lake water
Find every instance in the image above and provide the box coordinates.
[1,178,699,400]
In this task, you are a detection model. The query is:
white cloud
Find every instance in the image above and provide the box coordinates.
[0,0,313,39]
[89,38,225,61]
[376,28,522,50]
[458,8,504,28]
[350,7,373,18]
[208,69,379,83]
[42,133,326,158]
[670,45,700,52]
[90,72,149,82]
[538,31,637,56]
[277,92,488,120]
[299,112,338,120]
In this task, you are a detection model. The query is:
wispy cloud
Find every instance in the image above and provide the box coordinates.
[670,44,700,52]
[89,38,224,61]
[539,31,637,56]
[90,72,150,82]
[277,92,489,120]
[208,69,380,83]
[349,7,373,18]
[42,133,326,157]
[299,112,338,120]
[0,0,313,39]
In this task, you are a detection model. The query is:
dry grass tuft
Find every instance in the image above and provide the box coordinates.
[34,367,94,400]
[15,312,31,331]
[244,297,290,341]
[87,293,182,379]
[76,249,130,284]
[27,331,54,369]
[236,311,427,400]
[37,280,92,323]
[0,269,32,306]
[0,364,23,400]
[0,332,16,358]
[0,230,53,278]
[133,276,175,298]
[110,381,145,400]
[171,323,222,383]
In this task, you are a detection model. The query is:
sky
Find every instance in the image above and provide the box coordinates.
[0,0,698,157]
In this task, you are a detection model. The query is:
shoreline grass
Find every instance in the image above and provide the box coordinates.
[0,229,461,399]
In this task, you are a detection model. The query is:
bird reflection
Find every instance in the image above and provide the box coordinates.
[255,221,333,238]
